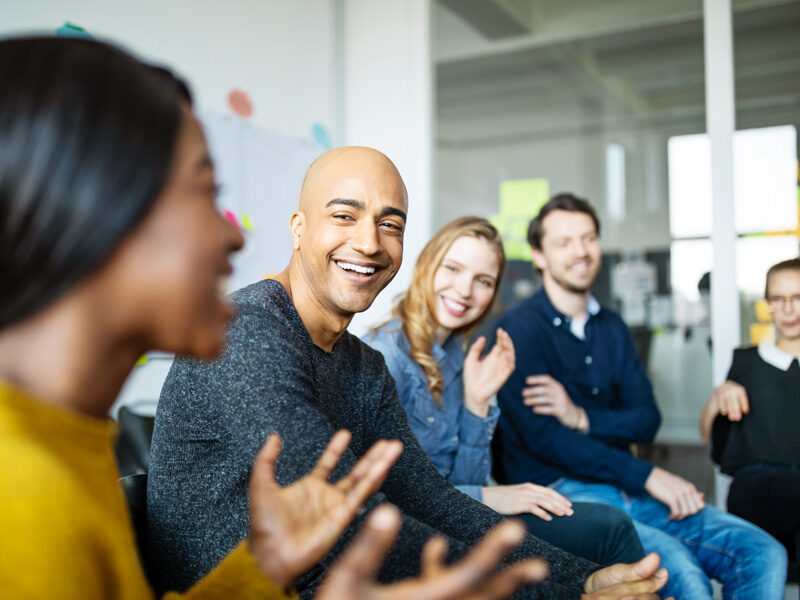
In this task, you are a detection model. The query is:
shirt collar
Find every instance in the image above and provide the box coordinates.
[587,294,601,316]
[533,287,601,330]
[758,341,796,372]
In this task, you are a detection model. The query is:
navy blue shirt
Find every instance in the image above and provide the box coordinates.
[495,288,659,494]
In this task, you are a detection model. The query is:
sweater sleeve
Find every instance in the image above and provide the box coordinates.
[148,306,339,593]
[164,541,296,600]
[365,359,596,599]
[582,323,661,445]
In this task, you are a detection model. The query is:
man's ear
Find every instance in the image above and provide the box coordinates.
[531,247,547,272]
[289,211,305,250]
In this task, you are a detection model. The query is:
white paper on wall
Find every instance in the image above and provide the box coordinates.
[112,109,322,416]
[198,108,322,292]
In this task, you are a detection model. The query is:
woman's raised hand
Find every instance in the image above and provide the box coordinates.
[247,430,403,589]
[316,504,548,600]
[463,328,516,417]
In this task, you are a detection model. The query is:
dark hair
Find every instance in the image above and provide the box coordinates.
[765,257,800,297]
[527,193,600,250]
[0,37,192,330]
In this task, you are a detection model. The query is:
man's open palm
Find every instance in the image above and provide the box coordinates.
[247,430,403,588]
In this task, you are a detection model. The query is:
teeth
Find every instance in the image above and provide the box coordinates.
[337,261,376,275]
[443,297,467,313]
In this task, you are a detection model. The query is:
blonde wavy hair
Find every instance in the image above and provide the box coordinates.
[391,216,505,405]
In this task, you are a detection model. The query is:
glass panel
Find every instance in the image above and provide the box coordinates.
[737,235,800,347]
[667,125,797,238]
[733,3,800,349]
[434,0,709,444]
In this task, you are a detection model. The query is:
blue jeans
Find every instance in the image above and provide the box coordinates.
[553,477,788,600]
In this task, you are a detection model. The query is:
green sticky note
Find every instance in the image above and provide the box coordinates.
[489,214,505,232]
[242,214,254,232]
[489,214,532,261]
[499,178,550,217]
[509,218,528,239]
[56,22,94,39]
[504,240,532,262]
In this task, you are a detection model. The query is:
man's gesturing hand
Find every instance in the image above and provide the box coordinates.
[582,553,672,600]
[522,375,588,432]
[316,505,548,600]
[247,430,403,589]
[644,467,705,521]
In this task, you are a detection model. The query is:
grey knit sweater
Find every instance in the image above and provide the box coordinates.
[146,279,595,599]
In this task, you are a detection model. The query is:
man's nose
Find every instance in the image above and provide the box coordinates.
[350,219,381,256]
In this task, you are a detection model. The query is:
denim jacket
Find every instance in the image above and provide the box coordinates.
[363,319,500,501]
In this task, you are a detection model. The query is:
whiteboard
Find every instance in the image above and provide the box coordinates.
[199,108,321,291]
[112,109,321,416]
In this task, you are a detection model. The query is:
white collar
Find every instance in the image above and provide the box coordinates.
[569,295,600,340]
[758,341,796,372]
[587,294,601,316]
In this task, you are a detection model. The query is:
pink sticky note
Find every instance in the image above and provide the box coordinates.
[228,89,253,118]
[224,210,241,229]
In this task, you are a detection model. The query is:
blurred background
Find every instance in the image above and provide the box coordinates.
[3,0,799,512]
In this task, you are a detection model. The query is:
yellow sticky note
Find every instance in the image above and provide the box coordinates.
[750,323,774,345]
[754,299,771,323]
[135,354,149,366]
[242,214,254,232]
[499,178,550,217]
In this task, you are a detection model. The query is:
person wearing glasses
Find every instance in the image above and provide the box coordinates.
[701,257,800,574]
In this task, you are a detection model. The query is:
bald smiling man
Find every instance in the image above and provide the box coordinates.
[147,147,669,600]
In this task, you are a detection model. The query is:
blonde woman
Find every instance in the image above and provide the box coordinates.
[364,216,645,566]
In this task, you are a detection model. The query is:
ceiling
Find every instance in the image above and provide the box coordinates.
[435,0,800,148]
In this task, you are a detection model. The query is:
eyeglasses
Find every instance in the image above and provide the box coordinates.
[766,294,800,312]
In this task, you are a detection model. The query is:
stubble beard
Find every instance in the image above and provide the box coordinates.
[550,266,595,295]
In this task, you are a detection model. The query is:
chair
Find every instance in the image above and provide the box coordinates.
[114,406,155,477]
[120,473,150,576]
[710,417,799,596]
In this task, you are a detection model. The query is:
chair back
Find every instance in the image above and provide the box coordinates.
[120,473,149,574]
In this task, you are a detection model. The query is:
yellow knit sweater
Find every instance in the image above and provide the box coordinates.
[0,381,295,600]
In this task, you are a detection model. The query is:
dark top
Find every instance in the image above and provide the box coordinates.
[712,345,800,475]
[495,288,659,494]
[147,279,595,599]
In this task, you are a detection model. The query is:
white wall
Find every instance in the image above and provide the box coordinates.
[343,0,434,335]
[1,0,338,140]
